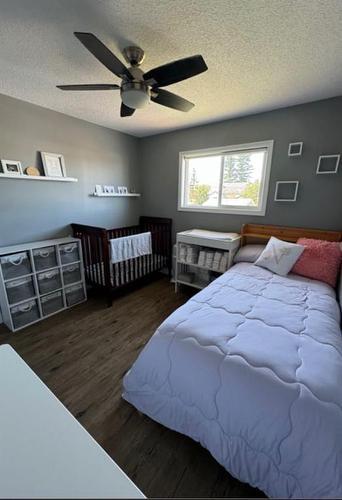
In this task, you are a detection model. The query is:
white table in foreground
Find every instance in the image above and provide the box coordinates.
[0,345,144,499]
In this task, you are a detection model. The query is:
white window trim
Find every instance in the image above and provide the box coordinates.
[178,140,274,216]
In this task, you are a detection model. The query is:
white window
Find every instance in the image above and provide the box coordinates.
[178,140,273,216]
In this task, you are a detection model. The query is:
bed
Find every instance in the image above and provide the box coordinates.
[122,224,342,499]
[72,216,172,305]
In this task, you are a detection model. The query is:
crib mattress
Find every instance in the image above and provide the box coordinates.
[123,262,342,498]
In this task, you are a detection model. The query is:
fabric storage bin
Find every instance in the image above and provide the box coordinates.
[63,263,81,286]
[11,299,40,330]
[59,243,79,265]
[33,246,57,271]
[37,269,62,295]
[41,291,64,317]
[5,276,35,305]
[65,283,85,307]
[1,252,32,281]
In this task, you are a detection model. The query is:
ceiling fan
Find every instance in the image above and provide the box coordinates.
[57,32,208,117]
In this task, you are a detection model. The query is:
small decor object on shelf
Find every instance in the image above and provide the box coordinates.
[274,181,299,202]
[118,186,128,194]
[25,166,40,177]
[1,160,23,175]
[94,184,103,195]
[103,185,115,194]
[288,142,303,157]
[316,154,340,175]
[41,152,66,178]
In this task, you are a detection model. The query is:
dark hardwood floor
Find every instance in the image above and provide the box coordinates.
[0,277,264,498]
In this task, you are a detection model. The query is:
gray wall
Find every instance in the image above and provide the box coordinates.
[0,93,141,246]
[140,96,342,239]
[2,93,341,248]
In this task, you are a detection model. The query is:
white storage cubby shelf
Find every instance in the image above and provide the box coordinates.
[175,229,241,292]
[0,237,87,332]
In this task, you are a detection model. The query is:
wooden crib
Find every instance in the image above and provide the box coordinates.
[71,216,172,306]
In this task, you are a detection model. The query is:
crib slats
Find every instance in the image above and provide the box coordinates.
[92,235,100,285]
[86,235,94,283]
[71,217,172,305]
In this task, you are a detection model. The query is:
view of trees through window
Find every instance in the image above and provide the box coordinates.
[185,149,267,209]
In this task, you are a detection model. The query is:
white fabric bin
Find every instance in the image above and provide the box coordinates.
[33,246,57,271]
[6,276,35,305]
[63,264,82,286]
[65,283,85,307]
[11,300,40,329]
[1,252,32,280]
[59,243,79,265]
[37,269,62,295]
[41,291,64,316]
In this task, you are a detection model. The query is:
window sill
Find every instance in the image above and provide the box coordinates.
[177,206,266,216]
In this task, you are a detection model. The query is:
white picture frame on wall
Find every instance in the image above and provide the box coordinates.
[40,152,66,178]
[103,185,115,194]
[288,142,303,157]
[1,160,23,175]
[274,181,299,202]
[94,184,103,196]
[316,154,340,175]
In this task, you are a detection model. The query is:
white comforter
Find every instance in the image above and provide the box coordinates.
[122,263,342,498]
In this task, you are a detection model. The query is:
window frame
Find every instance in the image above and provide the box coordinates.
[178,140,274,216]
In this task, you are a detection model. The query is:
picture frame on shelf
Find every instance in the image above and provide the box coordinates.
[288,142,303,157]
[40,152,66,178]
[103,185,115,194]
[316,154,340,175]
[274,181,299,202]
[94,184,103,195]
[1,160,23,175]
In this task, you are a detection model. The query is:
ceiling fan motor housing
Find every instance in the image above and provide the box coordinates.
[121,81,150,109]
[123,46,145,66]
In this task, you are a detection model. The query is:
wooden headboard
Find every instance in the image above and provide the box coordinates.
[241,223,342,245]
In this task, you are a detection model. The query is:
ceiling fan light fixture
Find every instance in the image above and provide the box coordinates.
[58,33,208,117]
[121,81,150,109]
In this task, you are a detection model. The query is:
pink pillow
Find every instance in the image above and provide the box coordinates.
[291,238,342,287]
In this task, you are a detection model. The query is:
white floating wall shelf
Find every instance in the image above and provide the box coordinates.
[0,173,78,182]
[90,193,141,198]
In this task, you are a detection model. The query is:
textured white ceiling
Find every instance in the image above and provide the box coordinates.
[0,0,342,137]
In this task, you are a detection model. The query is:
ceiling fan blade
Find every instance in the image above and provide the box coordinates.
[120,103,135,117]
[143,55,207,87]
[74,32,132,80]
[151,89,194,112]
[57,84,120,91]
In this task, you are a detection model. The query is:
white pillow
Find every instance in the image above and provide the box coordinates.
[254,236,304,276]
